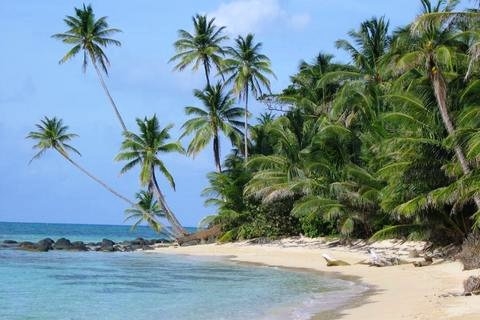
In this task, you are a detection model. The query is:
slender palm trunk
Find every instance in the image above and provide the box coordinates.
[92,61,128,132]
[213,131,222,173]
[203,61,211,88]
[244,87,249,161]
[429,66,480,209]
[150,167,188,236]
[58,149,134,206]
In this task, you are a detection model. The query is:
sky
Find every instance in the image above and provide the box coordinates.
[0,0,472,227]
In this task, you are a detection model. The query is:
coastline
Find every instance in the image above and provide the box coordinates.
[151,238,480,320]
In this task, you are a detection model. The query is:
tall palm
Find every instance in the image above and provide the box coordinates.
[181,82,244,172]
[170,14,228,87]
[223,34,276,160]
[116,115,187,236]
[27,116,135,207]
[125,190,172,236]
[52,4,126,132]
[394,0,480,208]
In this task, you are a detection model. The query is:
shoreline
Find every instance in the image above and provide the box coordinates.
[151,239,480,320]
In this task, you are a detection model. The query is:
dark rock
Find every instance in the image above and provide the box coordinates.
[37,238,54,251]
[464,276,480,295]
[131,237,146,246]
[18,241,38,251]
[101,239,115,247]
[98,245,115,252]
[54,238,72,250]
[71,241,88,251]
[3,240,18,244]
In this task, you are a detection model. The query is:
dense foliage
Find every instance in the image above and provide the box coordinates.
[32,1,480,243]
[199,0,480,244]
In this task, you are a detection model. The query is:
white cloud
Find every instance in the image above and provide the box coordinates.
[209,0,310,35]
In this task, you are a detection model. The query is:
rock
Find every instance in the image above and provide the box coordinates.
[18,241,38,251]
[71,241,88,251]
[131,237,146,246]
[464,276,480,295]
[101,239,115,246]
[54,238,72,250]
[36,238,55,251]
[3,240,18,244]
[98,245,115,252]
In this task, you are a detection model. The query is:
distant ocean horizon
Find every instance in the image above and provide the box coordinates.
[0,221,366,320]
[0,221,197,243]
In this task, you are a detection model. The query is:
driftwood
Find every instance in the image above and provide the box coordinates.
[322,253,350,266]
[413,256,433,267]
[177,225,222,246]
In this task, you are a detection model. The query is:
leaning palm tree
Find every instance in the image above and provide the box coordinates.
[223,34,276,160]
[27,116,136,208]
[181,82,244,172]
[116,115,187,236]
[170,14,228,87]
[52,4,126,131]
[125,190,173,236]
[394,0,480,209]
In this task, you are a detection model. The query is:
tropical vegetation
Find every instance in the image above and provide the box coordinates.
[28,1,480,244]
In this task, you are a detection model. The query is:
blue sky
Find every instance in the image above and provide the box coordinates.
[0,0,471,227]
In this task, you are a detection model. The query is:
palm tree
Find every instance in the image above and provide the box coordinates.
[170,14,228,87]
[394,0,480,208]
[27,116,135,207]
[52,4,126,132]
[125,190,172,236]
[223,34,276,160]
[116,115,187,236]
[181,82,244,172]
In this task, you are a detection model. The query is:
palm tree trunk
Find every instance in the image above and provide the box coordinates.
[429,67,480,209]
[244,87,249,161]
[150,168,188,236]
[57,149,135,206]
[92,61,128,132]
[203,61,211,88]
[213,131,222,173]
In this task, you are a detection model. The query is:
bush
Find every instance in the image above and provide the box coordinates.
[298,212,335,237]
[217,230,236,243]
[458,232,480,270]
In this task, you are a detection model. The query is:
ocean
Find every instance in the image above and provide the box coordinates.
[0,222,365,320]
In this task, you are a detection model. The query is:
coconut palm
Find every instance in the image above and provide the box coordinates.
[393,0,480,208]
[52,4,126,131]
[125,190,170,235]
[223,34,276,160]
[411,1,480,78]
[170,14,228,87]
[116,115,187,236]
[181,82,244,172]
[27,116,135,207]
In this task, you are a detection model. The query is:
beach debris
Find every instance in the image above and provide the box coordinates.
[463,276,480,296]
[458,232,480,270]
[322,253,350,266]
[362,249,408,267]
[413,256,433,267]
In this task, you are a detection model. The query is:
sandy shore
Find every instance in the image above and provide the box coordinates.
[152,238,480,319]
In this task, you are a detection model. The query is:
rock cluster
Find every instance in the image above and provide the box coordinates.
[1,237,169,252]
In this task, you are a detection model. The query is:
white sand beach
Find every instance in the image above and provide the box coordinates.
[153,238,480,320]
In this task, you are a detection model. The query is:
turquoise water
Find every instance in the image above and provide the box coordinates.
[0,222,365,319]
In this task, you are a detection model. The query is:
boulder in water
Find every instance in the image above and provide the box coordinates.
[54,238,72,250]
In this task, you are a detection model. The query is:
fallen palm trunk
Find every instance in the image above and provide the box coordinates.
[177,225,222,246]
